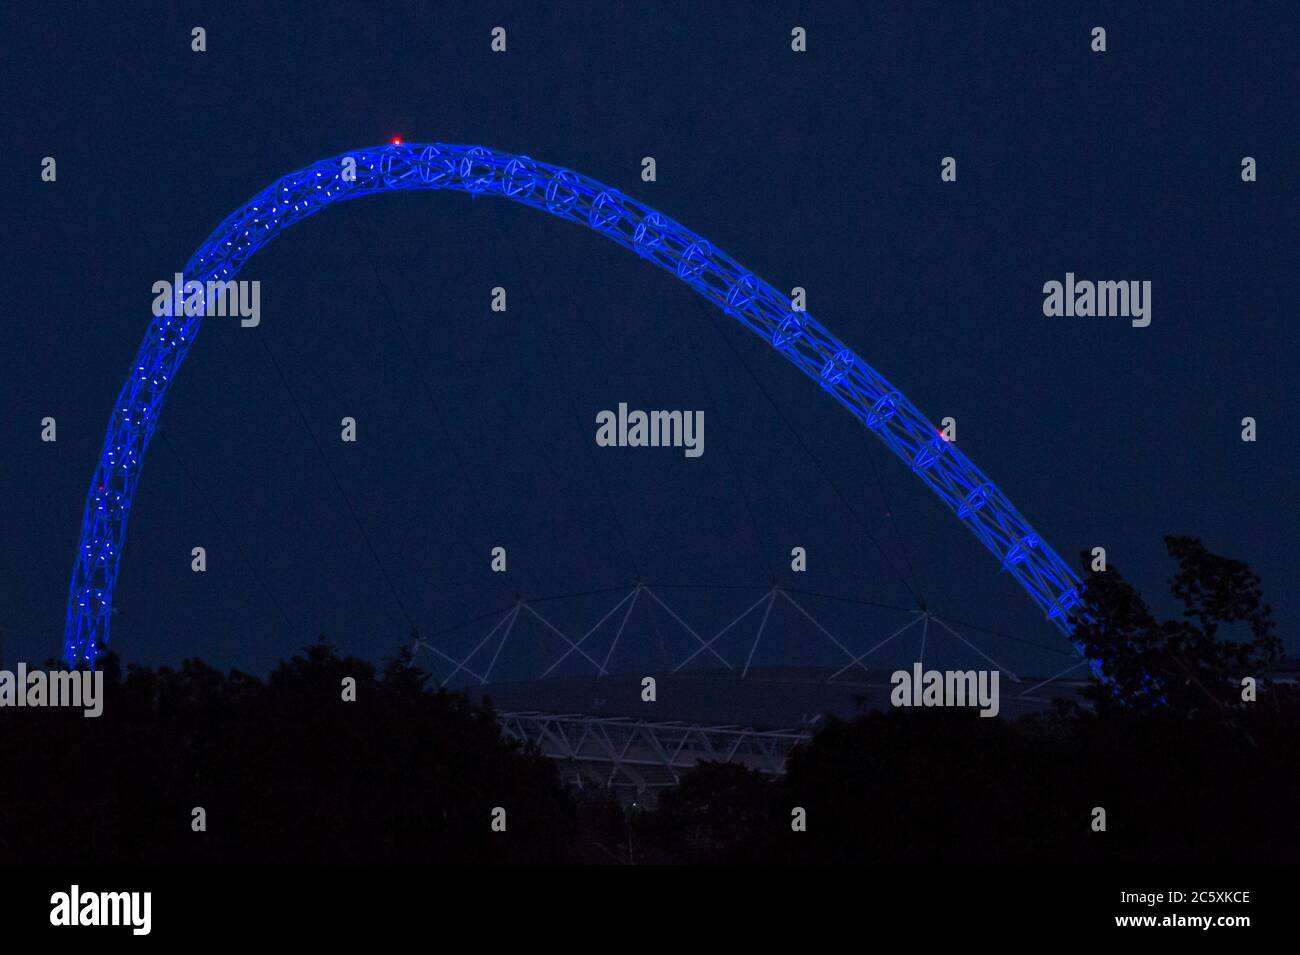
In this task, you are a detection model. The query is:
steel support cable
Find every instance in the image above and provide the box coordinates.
[498,217,643,582]
[488,219,661,675]
[928,611,1078,659]
[256,332,419,635]
[679,287,778,583]
[643,580,779,592]
[784,586,1075,658]
[340,201,500,575]
[703,311,926,609]
[857,429,927,604]
[157,428,297,635]
[524,583,644,604]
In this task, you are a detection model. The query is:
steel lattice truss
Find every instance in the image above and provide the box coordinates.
[66,143,1085,666]
[498,711,811,795]
[412,581,1048,688]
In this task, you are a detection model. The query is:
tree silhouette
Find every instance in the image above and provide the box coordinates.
[1071,536,1282,719]
[0,637,575,864]
[629,537,1298,865]
[638,761,773,863]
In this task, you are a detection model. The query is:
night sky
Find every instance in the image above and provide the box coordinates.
[4,1,1295,685]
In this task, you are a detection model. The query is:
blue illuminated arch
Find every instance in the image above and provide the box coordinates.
[65,143,1084,666]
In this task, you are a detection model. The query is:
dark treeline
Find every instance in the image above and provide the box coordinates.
[0,643,574,864]
[1,537,1295,865]
[633,536,1300,864]
[634,703,1300,864]
[2,646,1295,865]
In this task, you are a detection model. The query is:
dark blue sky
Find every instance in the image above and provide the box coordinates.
[4,1,1296,683]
